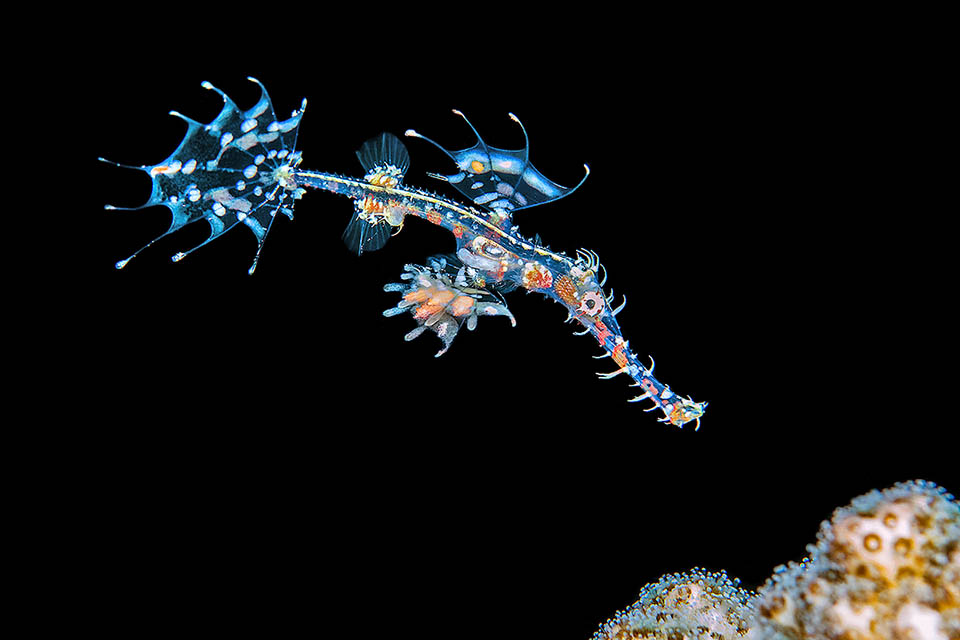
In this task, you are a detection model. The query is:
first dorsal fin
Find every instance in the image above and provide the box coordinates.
[356,132,410,185]
[342,133,411,255]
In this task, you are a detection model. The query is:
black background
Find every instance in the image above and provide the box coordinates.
[45,6,954,637]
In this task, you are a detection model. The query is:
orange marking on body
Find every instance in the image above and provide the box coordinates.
[414,303,444,320]
[593,319,612,345]
[668,405,687,425]
[428,290,455,307]
[452,222,464,238]
[612,343,629,368]
[470,160,485,173]
[639,378,661,406]
[362,197,385,215]
[370,174,398,187]
[554,275,579,306]
[404,289,431,303]
[450,296,475,316]
[521,262,553,290]
[427,210,443,225]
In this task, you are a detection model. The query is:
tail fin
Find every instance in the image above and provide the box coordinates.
[342,133,411,255]
[101,78,307,274]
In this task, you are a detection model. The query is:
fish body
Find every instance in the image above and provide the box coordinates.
[102,79,706,429]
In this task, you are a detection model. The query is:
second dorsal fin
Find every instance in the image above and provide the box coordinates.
[405,110,588,221]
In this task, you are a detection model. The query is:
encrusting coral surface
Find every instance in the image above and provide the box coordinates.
[592,481,959,640]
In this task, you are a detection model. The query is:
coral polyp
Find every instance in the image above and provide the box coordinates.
[749,480,959,640]
[592,568,755,639]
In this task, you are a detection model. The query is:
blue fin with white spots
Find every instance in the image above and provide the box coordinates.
[405,110,588,221]
[100,77,307,274]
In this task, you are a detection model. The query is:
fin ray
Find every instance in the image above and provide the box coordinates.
[356,132,410,180]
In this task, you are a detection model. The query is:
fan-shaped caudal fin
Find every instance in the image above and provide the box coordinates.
[382,255,515,357]
[101,78,307,274]
[405,110,588,222]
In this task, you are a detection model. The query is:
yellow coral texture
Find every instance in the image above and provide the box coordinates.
[593,481,959,640]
